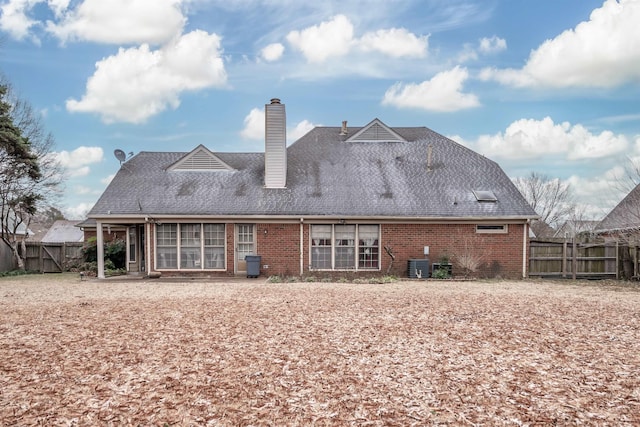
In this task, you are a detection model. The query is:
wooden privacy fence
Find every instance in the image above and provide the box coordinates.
[529,239,618,279]
[24,242,84,273]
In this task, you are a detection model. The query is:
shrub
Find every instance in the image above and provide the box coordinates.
[432,268,451,279]
[82,237,126,269]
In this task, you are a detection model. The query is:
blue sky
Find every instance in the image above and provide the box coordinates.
[0,0,638,220]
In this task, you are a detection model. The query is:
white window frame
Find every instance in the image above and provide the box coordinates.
[128,226,136,263]
[310,224,380,271]
[156,223,226,270]
[476,224,508,234]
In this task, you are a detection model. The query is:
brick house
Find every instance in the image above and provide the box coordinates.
[88,98,537,279]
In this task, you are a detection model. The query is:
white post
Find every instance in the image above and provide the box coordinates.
[97,221,105,279]
[146,222,152,274]
[299,220,304,276]
[522,221,528,279]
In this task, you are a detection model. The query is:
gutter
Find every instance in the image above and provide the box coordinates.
[88,214,538,224]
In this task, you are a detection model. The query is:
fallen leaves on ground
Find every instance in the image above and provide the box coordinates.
[1,276,639,426]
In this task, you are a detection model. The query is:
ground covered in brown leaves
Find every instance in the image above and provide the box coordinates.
[1,274,639,426]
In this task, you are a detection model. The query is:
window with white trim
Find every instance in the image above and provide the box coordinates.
[128,227,136,263]
[476,224,508,234]
[156,223,225,270]
[311,224,380,270]
[204,224,225,268]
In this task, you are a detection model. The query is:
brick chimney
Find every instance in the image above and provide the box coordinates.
[264,98,287,188]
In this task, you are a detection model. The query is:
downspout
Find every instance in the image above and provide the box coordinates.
[300,218,304,276]
[522,220,528,279]
[97,221,105,279]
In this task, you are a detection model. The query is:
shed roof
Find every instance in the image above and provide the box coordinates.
[41,220,84,243]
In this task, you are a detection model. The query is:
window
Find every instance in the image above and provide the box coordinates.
[128,227,136,263]
[204,224,225,269]
[335,225,355,269]
[476,224,508,234]
[311,224,380,270]
[157,224,177,268]
[311,225,332,269]
[358,225,379,269]
[180,224,201,268]
[156,223,225,270]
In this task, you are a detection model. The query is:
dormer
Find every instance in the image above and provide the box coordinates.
[168,144,234,172]
[346,118,406,143]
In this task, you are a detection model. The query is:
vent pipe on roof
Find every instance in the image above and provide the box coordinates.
[427,143,433,171]
[264,98,287,188]
[340,120,348,136]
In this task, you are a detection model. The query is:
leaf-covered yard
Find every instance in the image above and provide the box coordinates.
[1,275,639,426]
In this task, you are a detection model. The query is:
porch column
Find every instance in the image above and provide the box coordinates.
[97,221,105,279]
[300,220,304,276]
[146,222,152,274]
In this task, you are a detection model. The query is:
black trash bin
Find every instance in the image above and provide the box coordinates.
[245,255,261,278]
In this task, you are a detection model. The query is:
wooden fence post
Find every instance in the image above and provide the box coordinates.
[572,239,577,280]
[562,239,567,279]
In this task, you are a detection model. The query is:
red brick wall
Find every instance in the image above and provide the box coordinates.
[83,228,126,242]
[256,222,526,279]
[143,221,527,279]
[381,223,526,279]
[256,223,302,277]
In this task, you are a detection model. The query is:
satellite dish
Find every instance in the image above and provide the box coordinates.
[114,149,126,164]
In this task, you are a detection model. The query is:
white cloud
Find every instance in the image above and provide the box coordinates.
[286,14,354,63]
[64,202,93,220]
[54,146,104,168]
[260,43,284,62]
[382,66,480,112]
[288,119,316,142]
[100,174,115,185]
[240,107,317,143]
[240,108,264,140]
[74,185,98,195]
[46,0,185,45]
[68,166,90,177]
[480,0,640,88]
[458,35,506,63]
[285,14,429,64]
[0,0,39,41]
[460,117,629,161]
[358,28,428,58]
[478,35,506,54]
[66,30,227,123]
[47,0,70,18]
[50,146,103,178]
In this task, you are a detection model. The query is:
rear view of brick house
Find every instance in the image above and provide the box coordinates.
[86,98,537,279]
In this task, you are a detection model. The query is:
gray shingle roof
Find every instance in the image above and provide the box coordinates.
[89,124,537,219]
[596,183,640,231]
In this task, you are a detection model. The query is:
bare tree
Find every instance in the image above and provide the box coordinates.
[513,172,578,235]
[610,156,640,195]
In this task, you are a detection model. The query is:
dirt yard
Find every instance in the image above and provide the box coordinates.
[1,274,639,426]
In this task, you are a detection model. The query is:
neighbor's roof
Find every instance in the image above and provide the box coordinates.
[597,183,640,232]
[88,122,537,220]
[41,220,84,243]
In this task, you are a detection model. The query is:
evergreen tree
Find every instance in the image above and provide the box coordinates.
[0,84,43,269]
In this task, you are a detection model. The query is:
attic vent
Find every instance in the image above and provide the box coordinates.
[347,118,406,143]
[169,144,234,172]
[473,190,498,202]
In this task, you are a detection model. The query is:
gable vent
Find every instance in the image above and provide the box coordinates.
[169,145,234,172]
[347,118,406,143]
